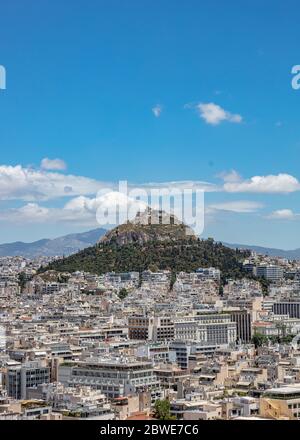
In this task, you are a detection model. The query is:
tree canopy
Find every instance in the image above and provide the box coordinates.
[43,238,250,285]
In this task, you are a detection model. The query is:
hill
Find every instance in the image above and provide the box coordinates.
[44,210,250,280]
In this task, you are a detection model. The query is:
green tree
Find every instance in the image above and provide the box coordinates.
[153,399,176,420]
[280,334,294,344]
[43,237,251,282]
[251,333,268,348]
[257,277,271,296]
[170,271,177,291]
[118,288,128,300]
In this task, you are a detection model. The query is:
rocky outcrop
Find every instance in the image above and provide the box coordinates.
[99,209,196,245]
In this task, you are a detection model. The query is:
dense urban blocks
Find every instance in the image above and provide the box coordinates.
[0,239,299,420]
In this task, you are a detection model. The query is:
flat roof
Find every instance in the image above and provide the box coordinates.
[264,387,300,395]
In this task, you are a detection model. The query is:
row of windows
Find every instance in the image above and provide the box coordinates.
[288,402,300,409]
[73,370,152,378]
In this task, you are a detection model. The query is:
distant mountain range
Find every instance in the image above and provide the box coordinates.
[224,243,300,260]
[0,228,106,258]
[0,223,299,261]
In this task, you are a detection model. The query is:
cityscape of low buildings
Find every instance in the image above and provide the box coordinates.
[1,252,300,420]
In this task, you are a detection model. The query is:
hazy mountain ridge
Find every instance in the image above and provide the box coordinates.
[0,228,106,258]
[224,242,300,260]
[1,218,299,261]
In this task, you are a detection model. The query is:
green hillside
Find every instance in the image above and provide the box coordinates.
[43,237,250,282]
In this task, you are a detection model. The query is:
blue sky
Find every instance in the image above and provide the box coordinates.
[1,0,300,248]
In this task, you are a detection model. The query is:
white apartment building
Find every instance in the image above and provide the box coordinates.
[169,340,218,369]
[58,357,160,399]
[195,267,221,281]
[174,313,237,345]
[256,265,284,281]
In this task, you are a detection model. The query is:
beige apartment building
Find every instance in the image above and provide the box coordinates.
[128,315,174,341]
[260,385,300,419]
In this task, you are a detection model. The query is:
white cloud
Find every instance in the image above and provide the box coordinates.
[208,200,263,213]
[64,195,101,213]
[196,102,242,125]
[0,192,148,226]
[267,209,300,220]
[223,173,300,194]
[0,165,106,201]
[139,180,218,193]
[96,191,147,224]
[152,104,162,118]
[0,164,219,214]
[40,157,67,171]
[66,192,148,226]
[0,203,50,224]
[4,163,299,205]
[1,161,300,231]
[0,201,95,226]
[19,203,50,218]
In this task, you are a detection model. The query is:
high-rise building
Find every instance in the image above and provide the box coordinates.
[229,310,252,343]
